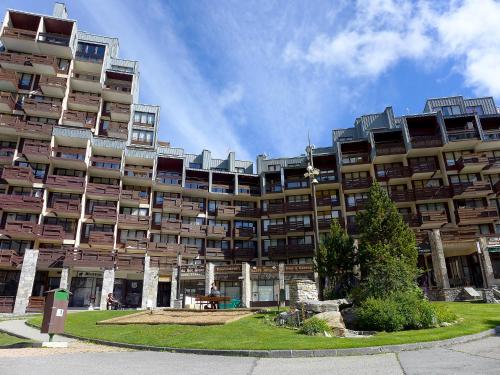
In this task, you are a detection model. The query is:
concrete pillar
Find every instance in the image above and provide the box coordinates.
[205,262,215,295]
[278,263,285,306]
[99,268,115,310]
[429,229,450,289]
[170,266,178,308]
[241,262,251,308]
[142,255,159,309]
[479,238,497,288]
[13,249,39,314]
[59,267,71,290]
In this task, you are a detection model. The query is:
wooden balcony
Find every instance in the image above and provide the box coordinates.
[102,80,133,104]
[109,102,130,122]
[267,246,287,259]
[455,154,489,173]
[414,186,451,200]
[446,129,479,142]
[117,214,149,229]
[288,221,313,233]
[23,99,61,119]
[345,198,368,211]
[0,91,16,112]
[410,160,438,176]
[44,175,85,194]
[233,248,257,261]
[267,223,287,236]
[87,231,114,247]
[47,198,81,217]
[0,194,43,213]
[181,223,206,236]
[2,221,66,241]
[419,210,448,228]
[67,93,100,113]
[160,220,182,234]
[0,115,53,138]
[149,256,175,272]
[216,206,238,218]
[51,146,86,168]
[389,190,415,203]
[71,71,102,93]
[456,206,498,225]
[317,172,338,184]
[21,140,50,162]
[36,248,66,268]
[206,225,227,239]
[451,180,492,198]
[376,166,412,181]
[236,207,261,218]
[148,242,185,257]
[89,156,121,176]
[123,167,153,181]
[287,243,315,257]
[159,198,180,213]
[0,52,58,75]
[233,227,256,238]
[0,296,15,313]
[440,226,478,243]
[1,166,34,185]
[317,197,341,207]
[0,69,18,92]
[204,247,233,260]
[285,201,312,212]
[102,121,128,139]
[38,75,66,98]
[401,214,421,228]
[64,249,115,268]
[342,176,373,190]
[410,135,443,148]
[118,238,148,251]
[0,249,23,268]
[89,206,117,222]
[341,153,370,165]
[118,190,148,206]
[180,201,204,216]
[1,27,36,41]
[285,179,309,190]
[264,203,286,216]
[375,143,406,156]
[115,254,144,271]
[62,110,95,129]
[86,183,120,199]
[0,146,15,164]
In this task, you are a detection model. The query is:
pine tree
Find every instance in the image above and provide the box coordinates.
[316,220,358,298]
[355,181,419,300]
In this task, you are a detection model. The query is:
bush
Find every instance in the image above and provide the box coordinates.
[434,305,458,324]
[357,291,439,332]
[299,317,331,336]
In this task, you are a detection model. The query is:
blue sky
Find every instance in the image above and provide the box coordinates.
[4,0,500,161]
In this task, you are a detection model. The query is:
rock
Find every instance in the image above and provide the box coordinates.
[340,307,359,330]
[296,299,351,314]
[315,311,346,337]
[440,321,452,327]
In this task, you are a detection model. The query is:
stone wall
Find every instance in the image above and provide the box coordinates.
[288,279,318,308]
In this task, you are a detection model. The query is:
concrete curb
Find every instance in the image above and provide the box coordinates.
[0,327,41,349]
[23,321,500,357]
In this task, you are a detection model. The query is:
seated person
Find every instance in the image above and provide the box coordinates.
[106,293,121,310]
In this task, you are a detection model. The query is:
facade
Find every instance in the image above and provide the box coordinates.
[0,4,499,314]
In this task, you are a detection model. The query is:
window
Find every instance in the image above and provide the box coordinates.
[18,73,33,90]
[268,164,280,171]
[43,217,75,233]
[151,234,177,243]
[131,129,153,145]
[449,174,478,184]
[76,42,105,61]
[207,219,229,230]
[89,176,119,185]
[121,207,148,216]
[133,111,155,126]
[189,162,201,169]
[441,105,461,116]
[466,105,484,115]
[235,167,246,173]
[16,162,47,179]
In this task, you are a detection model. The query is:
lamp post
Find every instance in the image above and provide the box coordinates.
[304,144,321,266]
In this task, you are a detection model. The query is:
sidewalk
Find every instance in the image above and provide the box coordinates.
[0,319,76,343]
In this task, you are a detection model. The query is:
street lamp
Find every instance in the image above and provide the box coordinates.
[304,144,321,261]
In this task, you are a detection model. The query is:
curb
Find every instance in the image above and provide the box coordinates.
[23,321,500,357]
[0,327,41,349]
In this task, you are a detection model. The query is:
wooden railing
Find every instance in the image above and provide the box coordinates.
[410,135,443,148]
[0,249,23,267]
[2,27,36,40]
[206,225,227,237]
[233,227,256,238]
[342,176,373,190]
[409,160,437,174]
[117,214,150,227]
[456,206,498,224]
[451,180,492,196]
[23,99,62,116]
[63,110,95,128]
[121,190,149,203]
[90,206,117,220]
[419,210,448,227]
[45,175,86,191]
[68,93,100,109]
[0,194,43,211]
[88,231,114,246]
[21,140,51,157]
[27,296,45,312]
[1,165,34,182]
[375,143,406,155]
[104,121,129,139]
[376,166,412,180]
[414,186,451,200]
[39,75,67,89]
[115,254,144,271]
[64,249,115,268]
[86,183,120,197]
[0,296,15,313]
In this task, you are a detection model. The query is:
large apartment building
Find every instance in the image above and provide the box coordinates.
[0,4,499,313]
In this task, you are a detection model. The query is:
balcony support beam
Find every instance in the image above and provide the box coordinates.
[428,229,450,289]
[142,255,159,309]
[99,268,115,310]
[13,249,39,315]
[478,238,498,289]
[241,262,251,308]
[59,266,71,290]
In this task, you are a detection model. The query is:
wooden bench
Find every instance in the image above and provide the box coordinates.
[194,295,231,309]
[27,296,45,312]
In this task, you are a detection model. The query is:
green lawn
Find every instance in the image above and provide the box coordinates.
[0,332,32,347]
[27,302,500,350]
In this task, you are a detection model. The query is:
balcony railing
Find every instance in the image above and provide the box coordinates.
[1,165,34,183]
[89,206,117,220]
[0,91,15,111]
[123,167,153,179]
[341,153,370,165]
[410,160,438,174]
[87,231,115,246]
[48,198,81,215]
[375,143,406,155]
[90,156,121,170]
[181,223,206,235]
[0,115,54,136]
[446,129,479,141]
[63,110,95,128]
[0,69,17,89]
[206,225,227,238]
[455,154,489,171]
[86,183,120,197]
[456,206,499,224]
[156,175,182,185]
[389,189,415,202]
[285,201,312,212]
[181,201,205,215]
[0,194,43,211]
[233,227,256,238]
[419,210,448,227]
[413,186,451,200]
[45,175,86,191]
[115,254,144,271]
[285,180,309,189]
[342,176,373,190]
[345,198,368,211]
[376,166,412,181]
[23,99,62,117]
[161,220,182,233]
[440,226,478,242]
[67,93,100,110]
[21,141,50,158]
[118,214,150,227]
[451,180,492,197]
[148,242,185,256]
[2,27,36,40]
[72,71,101,82]
[37,248,66,268]
[265,184,282,193]
[267,223,287,236]
[37,32,71,46]
[121,189,149,204]
[410,135,443,148]
[102,121,128,139]
[0,249,23,268]
[2,221,66,240]
[482,129,500,141]
[109,102,130,115]
[64,249,114,268]
[38,75,67,90]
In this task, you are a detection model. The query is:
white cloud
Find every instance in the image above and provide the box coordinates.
[217,83,244,110]
[284,0,500,97]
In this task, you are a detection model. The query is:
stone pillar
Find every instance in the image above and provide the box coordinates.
[142,255,160,309]
[205,262,215,295]
[59,267,71,290]
[170,266,178,308]
[241,262,251,308]
[479,238,497,288]
[13,249,39,315]
[429,229,450,289]
[288,279,319,308]
[278,263,285,306]
[99,268,115,310]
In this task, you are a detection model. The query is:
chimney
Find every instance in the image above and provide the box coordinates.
[53,3,68,19]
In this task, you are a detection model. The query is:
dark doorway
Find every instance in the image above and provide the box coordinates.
[157,282,171,307]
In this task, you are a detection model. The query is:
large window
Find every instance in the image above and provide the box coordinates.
[440,105,461,116]
[131,129,154,145]
[76,42,105,62]
[133,111,155,126]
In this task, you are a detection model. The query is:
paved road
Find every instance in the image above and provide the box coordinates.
[0,336,499,375]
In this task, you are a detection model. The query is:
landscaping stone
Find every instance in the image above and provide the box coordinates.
[288,279,318,307]
[296,299,350,314]
[340,307,359,330]
[314,311,346,337]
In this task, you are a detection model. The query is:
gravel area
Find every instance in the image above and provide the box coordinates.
[0,341,130,358]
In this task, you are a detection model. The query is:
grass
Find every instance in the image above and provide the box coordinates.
[27,302,500,350]
[0,332,33,347]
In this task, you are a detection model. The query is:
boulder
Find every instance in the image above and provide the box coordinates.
[315,311,346,337]
[296,299,351,313]
[340,307,359,330]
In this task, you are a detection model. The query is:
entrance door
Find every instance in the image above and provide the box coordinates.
[69,277,103,307]
[157,282,171,307]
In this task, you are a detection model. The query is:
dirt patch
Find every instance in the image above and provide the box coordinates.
[98,309,257,326]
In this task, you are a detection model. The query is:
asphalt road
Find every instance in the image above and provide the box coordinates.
[0,336,499,375]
